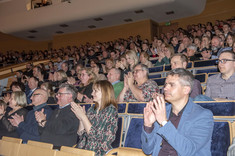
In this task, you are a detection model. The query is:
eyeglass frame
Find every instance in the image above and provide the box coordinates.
[133,69,143,74]
[56,92,71,96]
[32,93,42,97]
[216,59,235,64]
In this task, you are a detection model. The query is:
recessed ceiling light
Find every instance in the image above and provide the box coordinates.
[124,18,133,22]
[55,31,64,34]
[59,24,69,27]
[94,18,103,21]
[166,11,174,15]
[88,25,96,29]
[27,36,35,38]
[29,30,38,33]
[134,10,144,14]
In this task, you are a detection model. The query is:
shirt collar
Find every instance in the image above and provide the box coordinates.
[33,103,47,111]
[59,103,71,109]
[112,80,120,85]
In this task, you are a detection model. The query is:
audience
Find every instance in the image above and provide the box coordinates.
[71,80,118,155]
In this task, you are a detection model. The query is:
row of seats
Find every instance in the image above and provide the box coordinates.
[0,136,95,156]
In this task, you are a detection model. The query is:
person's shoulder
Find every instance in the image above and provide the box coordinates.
[207,73,221,81]
[192,101,213,117]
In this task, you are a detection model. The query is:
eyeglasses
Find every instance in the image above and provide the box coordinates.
[133,69,143,74]
[216,59,235,64]
[32,93,41,97]
[56,92,71,96]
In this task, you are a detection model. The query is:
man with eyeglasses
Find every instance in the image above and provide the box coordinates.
[118,64,159,102]
[9,89,52,143]
[205,51,235,100]
[37,83,79,148]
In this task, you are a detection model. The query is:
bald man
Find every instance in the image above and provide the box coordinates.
[10,89,52,143]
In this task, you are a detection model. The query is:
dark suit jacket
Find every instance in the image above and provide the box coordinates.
[40,104,79,147]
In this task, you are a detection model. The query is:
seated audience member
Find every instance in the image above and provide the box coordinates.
[170,36,180,53]
[200,48,218,60]
[77,68,96,103]
[125,50,139,71]
[9,89,52,142]
[15,70,24,83]
[25,76,39,105]
[171,53,202,98]
[91,63,107,81]
[115,54,128,81]
[107,68,124,99]
[0,92,28,138]
[102,58,115,74]
[61,62,72,77]
[10,81,25,92]
[71,80,118,155]
[52,70,68,88]
[186,44,200,61]
[37,84,79,147]
[205,50,235,100]
[139,52,153,68]
[118,64,159,102]
[23,63,33,77]
[40,82,56,104]
[141,68,214,156]
[212,36,232,56]
[33,66,45,84]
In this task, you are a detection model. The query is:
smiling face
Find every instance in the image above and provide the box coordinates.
[80,70,90,85]
[9,94,17,109]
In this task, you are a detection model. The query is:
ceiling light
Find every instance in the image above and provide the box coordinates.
[165,11,174,15]
[94,18,103,21]
[124,18,133,22]
[55,31,64,34]
[88,25,96,29]
[134,10,144,14]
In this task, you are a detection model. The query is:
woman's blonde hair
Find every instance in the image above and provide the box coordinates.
[93,80,117,110]
[12,91,27,107]
[80,67,96,87]
[125,50,139,65]
[57,69,67,81]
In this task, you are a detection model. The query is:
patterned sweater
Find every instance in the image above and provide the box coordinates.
[77,104,118,156]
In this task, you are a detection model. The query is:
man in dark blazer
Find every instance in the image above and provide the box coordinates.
[38,83,79,147]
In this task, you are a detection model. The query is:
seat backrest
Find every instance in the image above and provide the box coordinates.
[0,140,21,156]
[211,120,232,156]
[60,146,95,156]
[18,144,56,156]
[2,136,22,144]
[194,73,208,83]
[27,140,53,149]
[149,66,164,73]
[124,117,143,149]
[117,103,127,114]
[111,117,124,148]
[195,67,219,74]
[55,150,84,156]
[194,59,218,68]
[195,101,235,116]
[152,77,166,87]
[127,102,146,114]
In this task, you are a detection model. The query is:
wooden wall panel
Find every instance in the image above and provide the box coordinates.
[52,20,152,49]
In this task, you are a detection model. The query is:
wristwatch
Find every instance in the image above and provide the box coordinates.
[160,120,168,127]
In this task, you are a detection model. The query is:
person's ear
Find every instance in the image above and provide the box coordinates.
[183,86,191,95]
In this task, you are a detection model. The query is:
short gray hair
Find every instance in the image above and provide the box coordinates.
[187,44,197,51]
[134,64,149,76]
[59,83,78,100]
[167,68,194,92]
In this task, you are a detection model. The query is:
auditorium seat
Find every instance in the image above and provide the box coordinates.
[211,121,232,156]
[208,72,219,77]
[127,102,146,114]
[149,66,164,73]
[195,67,219,74]
[60,146,95,156]
[112,117,124,148]
[194,59,218,68]
[124,117,143,149]
[148,72,162,79]
[27,140,53,149]
[0,140,21,156]
[18,144,56,156]
[117,103,127,114]
[152,77,166,87]
[195,101,235,116]
[2,136,22,144]
[194,73,208,83]
[106,147,147,156]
